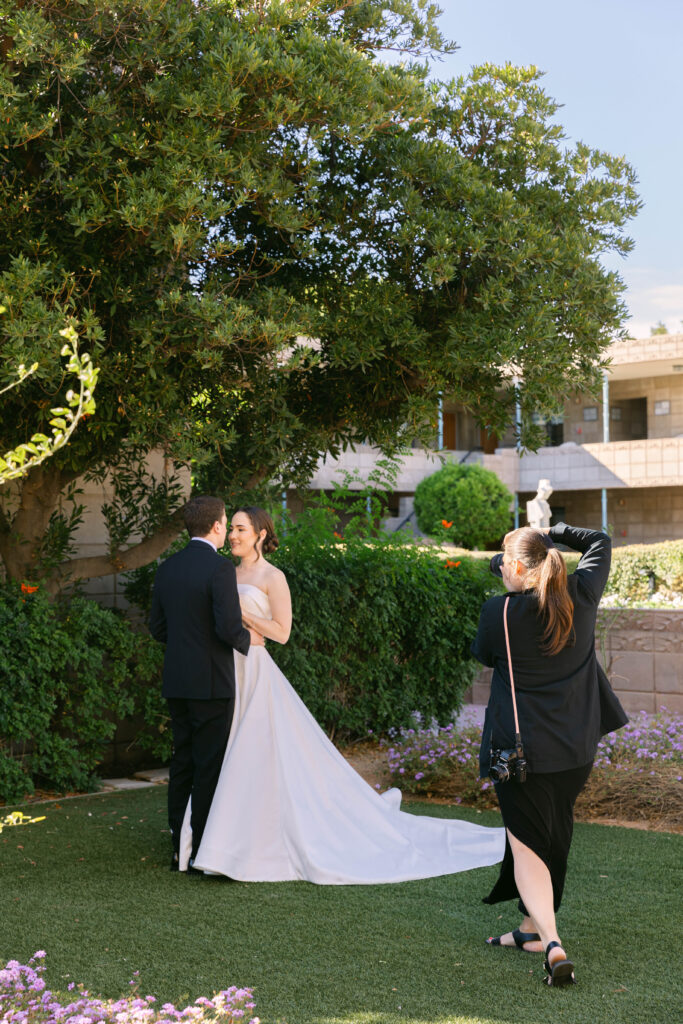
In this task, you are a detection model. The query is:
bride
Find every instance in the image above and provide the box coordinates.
[180,507,504,883]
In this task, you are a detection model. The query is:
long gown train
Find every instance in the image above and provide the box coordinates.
[180,583,504,883]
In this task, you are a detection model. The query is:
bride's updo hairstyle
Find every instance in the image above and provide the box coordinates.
[236,506,279,558]
[503,527,574,655]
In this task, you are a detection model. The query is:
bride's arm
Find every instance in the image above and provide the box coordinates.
[241,571,292,644]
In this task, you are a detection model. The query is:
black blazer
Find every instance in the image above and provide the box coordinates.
[149,540,251,700]
[472,523,614,776]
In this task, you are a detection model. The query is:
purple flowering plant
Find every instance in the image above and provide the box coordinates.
[380,707,683,817]
[0,953,260,1024]
[379,707,498,808]
[594,709,683,772]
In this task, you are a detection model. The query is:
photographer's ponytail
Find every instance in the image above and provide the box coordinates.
[536,548,574,655]
[503,528,574,655]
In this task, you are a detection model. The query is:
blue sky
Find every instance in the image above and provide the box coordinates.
[430,0,683,339]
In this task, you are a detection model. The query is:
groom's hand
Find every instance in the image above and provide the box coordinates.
[248,628,265,647]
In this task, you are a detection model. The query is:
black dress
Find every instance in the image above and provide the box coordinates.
[471,523,626,912]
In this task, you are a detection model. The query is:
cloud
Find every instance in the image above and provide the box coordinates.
[617,268,683,338]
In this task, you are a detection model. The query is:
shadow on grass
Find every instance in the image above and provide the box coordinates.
[1,788,681,1024]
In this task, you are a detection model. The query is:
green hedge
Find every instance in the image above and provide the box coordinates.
[453,536,683,604]
[124,493,500,745]
[603,539,683,602]
[5,516,677,803]
[0,584,162,803]
[268,537,496,742]
[0,529,496,800]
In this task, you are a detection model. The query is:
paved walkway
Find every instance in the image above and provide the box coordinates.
[100,767,169,791]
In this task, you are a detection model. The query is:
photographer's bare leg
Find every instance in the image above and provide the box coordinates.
[507,830,567,967]
[494,916,543,952]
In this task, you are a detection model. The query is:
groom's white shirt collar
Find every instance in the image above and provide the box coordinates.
[191,536,217,551]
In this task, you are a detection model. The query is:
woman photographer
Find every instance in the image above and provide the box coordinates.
[471,522,627,987]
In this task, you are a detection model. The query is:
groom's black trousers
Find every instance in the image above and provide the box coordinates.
[166,696,235,861]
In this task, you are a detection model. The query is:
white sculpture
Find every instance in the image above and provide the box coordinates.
[526,478,553,529]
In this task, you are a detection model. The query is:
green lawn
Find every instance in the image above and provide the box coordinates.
[1,787,680,1024]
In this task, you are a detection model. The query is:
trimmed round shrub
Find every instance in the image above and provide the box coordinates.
[413,462,513,548]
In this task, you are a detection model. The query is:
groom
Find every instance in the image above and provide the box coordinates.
[149,495,263,872]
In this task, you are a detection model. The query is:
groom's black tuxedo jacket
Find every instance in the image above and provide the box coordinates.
[149,540,251,700]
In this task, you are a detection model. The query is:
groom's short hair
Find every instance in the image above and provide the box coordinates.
[183,496,225,538]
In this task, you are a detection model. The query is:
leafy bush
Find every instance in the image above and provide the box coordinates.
[603,539,683,603]
[266,501,498,742]
[413,463,513,548]
[124,478,498,745]
[0,583,161,802]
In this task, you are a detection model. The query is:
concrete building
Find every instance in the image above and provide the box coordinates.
[306,333,683,545]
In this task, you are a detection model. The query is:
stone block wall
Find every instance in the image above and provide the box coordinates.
[466,608,683,715]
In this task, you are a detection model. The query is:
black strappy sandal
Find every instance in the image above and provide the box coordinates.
[543,941,576,986]
[486,928,541,952]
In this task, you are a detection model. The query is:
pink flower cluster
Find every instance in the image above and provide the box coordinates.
[0,954,259,1024]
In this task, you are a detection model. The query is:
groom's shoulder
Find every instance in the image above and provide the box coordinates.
[156,541,217,574]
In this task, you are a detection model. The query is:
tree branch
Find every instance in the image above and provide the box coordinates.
[50,506,186,590]
[244,466,269,490]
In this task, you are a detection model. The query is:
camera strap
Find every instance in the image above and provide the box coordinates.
[503,596,523,750]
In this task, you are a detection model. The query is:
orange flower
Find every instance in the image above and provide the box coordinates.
[455,560,461,567]
[333,531,343,539]
[441,519,453,528]
[21,583,39,594]
[444,559,458,568]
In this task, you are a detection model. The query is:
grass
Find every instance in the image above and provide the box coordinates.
[1,786,681,1024]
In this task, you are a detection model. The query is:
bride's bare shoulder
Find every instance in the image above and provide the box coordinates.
[264,563,289,590]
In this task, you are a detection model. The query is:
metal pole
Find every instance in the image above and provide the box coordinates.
[601,371,609,533]
[437,394,444,450]
[514,386,522,528]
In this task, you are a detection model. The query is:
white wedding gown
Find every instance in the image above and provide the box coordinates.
[180,583,504,883]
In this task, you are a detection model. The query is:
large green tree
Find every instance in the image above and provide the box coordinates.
[0,0,639,588]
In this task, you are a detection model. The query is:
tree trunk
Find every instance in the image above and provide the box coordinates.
[0,464,64,582]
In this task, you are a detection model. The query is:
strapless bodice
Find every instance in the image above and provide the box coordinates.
[238,582,272,620]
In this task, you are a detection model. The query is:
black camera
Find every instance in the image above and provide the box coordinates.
[489,745,527,783]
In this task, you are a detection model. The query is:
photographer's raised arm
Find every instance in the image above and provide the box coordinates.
[549,522,612,605]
